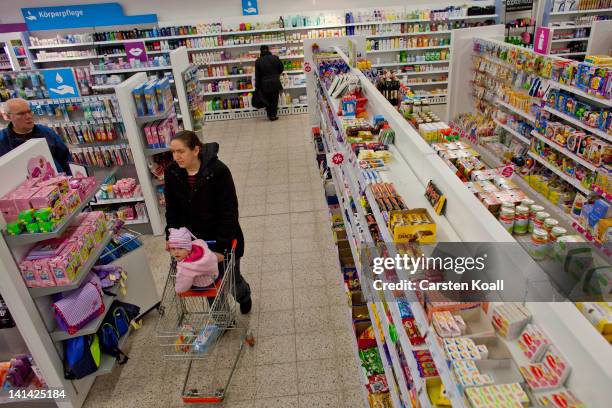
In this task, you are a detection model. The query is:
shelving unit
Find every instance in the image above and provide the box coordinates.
[492,118,531,145]
[0,138,159,408]
[542,105,611,141]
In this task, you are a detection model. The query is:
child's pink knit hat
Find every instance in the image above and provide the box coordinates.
[168,227,196,250]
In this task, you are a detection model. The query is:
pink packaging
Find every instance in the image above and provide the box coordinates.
[61,189,81,213]
[49,245,81,284]
[0,195,20,222]
[30,185,60,209]
[13,187,41,212]
[144,123,154,148]
[150,120,161,148]
[157,119,169,147]
[35,260,56,287]
[37,176,70,193]
[19,260,41,288]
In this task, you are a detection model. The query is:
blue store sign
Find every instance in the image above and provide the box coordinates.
[42,68,80,99]
[21,3,157,31]
[242,0,259,16]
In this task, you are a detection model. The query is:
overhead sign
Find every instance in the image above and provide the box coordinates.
[42,68,80,99]
[21,3,157,31]
[242,0,259,16]
[124,41,148,62]
[505,0,534,12]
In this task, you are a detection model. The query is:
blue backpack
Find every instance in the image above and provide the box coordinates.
[97,304,134,364]
[64,334,100,379]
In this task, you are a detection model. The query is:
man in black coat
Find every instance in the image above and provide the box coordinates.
[255,45,284,121]
[164,138,251,313]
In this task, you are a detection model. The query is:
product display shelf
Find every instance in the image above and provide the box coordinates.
[367,45,451,53]
[31,55,100,63]
[2,168,115,246]
[90,196,145,205]
[550,8,612,16]
[530,151,591,195]
[201,88,254,96]
[531,130,599,171]
[552,51,587,57]
[90,65,172,75]
[327,163,405,408]
[406,81,448,87]
[28,230,114,299]
[188,40,286,52]
[551,36,590,42]
[492,118,531,145]
[317,70,466,408]
[372,60,450,68]
[549,23,594,30]
[548,81,612,108]
[114,73,167,236]
[496,99,536,123]
[198,73,253,81]
[542,105,611,142]
[398,69,449,76]
[366,30,453,39]
[49,294,115,342]
[122,217,150,225]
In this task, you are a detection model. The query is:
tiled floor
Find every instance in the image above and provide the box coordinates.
[83,115,365,408]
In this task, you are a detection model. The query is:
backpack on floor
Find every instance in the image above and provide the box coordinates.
[64,334,100,380]
[98,323,129,364]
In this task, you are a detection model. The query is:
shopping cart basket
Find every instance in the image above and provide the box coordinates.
[156,240,254,404]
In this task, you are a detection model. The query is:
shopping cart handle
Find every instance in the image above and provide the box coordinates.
[231,239,237,250]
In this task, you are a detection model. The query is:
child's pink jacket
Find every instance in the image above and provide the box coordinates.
[174,239,219,293]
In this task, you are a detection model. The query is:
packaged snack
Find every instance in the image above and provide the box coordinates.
[535,388,586,408]
[518,324,551,362]
[519,363,560,391]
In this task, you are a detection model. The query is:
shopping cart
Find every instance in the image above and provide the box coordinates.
[156,240,254,404]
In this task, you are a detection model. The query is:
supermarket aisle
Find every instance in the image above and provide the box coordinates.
[83,115,365,408]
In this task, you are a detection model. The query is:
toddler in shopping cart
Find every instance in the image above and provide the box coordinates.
[168,227,220,294]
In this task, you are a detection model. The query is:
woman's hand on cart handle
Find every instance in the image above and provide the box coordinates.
[213,252,225,263]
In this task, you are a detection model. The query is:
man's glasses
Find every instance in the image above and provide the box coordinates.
[9,110,33,117]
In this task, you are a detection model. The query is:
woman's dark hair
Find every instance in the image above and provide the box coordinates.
[260,45,270,56]
[172,130,203,151]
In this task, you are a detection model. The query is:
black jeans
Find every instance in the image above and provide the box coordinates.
[263,90,279,118]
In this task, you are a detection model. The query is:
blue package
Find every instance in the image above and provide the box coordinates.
[143,80,159,115]
[132,83,147,117]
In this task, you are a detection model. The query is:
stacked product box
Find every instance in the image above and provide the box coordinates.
[143,114,180,148]
[17,211,107,288]
[0,175,97,236]
[132,77,174,117]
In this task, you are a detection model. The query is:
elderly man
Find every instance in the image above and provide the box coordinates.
[0,98,71,174]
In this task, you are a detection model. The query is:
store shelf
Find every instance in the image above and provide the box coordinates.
[135,105,175,125]
[366,30,452,39]
[28,230,114,298]
[550,8,612,16]
[204,103,307,114]
[91,196,145,205]
[552,51,587,57]
[91,84,118,90]
[93,33,217,46]
[188,40,285,51]
[122,217,149,225]
[551,37,590,42]
[496,98,536,123]
[221,27,284,35]
[284,69,304,74]
[15,55,28,59]
[372,59,449,68]
[33,55,99,63]
[201,55,304,65]
[531,130,599,171]
[284,84,307,89]
[367,45,451,53]
[144,147,171,156]
[397,69,449,76]
[28,42,94,50]
[202,88,254,96]
[198,73,253,80]
[492,118,531,145]
[549,82,612,108]
[146,50,170,55]
[542,105,611,141]
[528,151,591,195]
[50,294,115,341]
[549,23,593,30]
[2,172,112,246]
[90,66,172,75]
[405,81,448,86]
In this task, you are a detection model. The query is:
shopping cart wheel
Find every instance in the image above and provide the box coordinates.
[245,332,255,347]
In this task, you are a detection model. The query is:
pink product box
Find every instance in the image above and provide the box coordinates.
[37,176,70,193]
[61,189,81,213]
[144,122,155,148]
[30,185,60,210]
[12,187,41,212]
[151,120,163,148]
[19,259,57,288]
[157,119,171,148]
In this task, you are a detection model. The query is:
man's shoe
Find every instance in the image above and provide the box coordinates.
[240,298,252,314]
[269,116,278,121]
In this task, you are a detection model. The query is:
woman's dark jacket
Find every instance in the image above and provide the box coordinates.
[164,142,244,257]
[255,52,284,92]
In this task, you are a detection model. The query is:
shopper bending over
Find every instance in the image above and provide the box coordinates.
[0,98,71,174]
[255,45,284,121]
[164,130,252,313]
